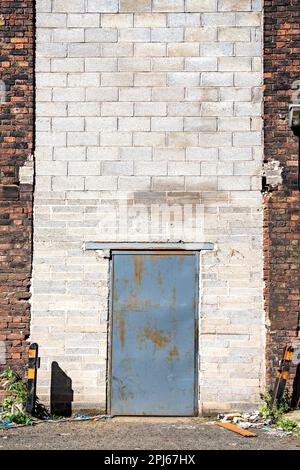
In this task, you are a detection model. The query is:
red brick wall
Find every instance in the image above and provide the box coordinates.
[264,0,300,393]
[0,0,34,381]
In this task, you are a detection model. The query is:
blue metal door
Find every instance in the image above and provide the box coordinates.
[110,251,198,416]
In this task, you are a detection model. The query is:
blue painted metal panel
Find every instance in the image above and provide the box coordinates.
[110,252,198,416]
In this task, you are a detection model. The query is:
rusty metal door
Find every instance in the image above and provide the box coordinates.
[110,251,198,416]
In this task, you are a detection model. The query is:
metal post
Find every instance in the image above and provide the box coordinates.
[271,345,293,408]
[26,343,39,416]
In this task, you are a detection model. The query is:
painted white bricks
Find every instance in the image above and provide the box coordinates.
[119,87,151,101]
[218,26,251,42]
[168,43,199,57]
[151,28,184,42]
[52,117,84,132]
[51,58,84,72]
[68,162,100,175]
[52,0,85,13]
[85,58,118,71]
[120,0,152,13]
[87,0,119,13]
[53,28,85,43]
[152,0,184,12]
[201,72,233,86]
[185,57,217,71]
[85,117,118,130]
[135,42,166,56]
[67,14,100,28]
[186,0,217,12]
[33,0,264,413]
[102,13,133,27]
[135,13,166,27]
[68,73,100,87]
[118,58,151,71]
[102,102,133,116]
[85,28,118,43]
[119,27,151,42]
[135,102,167,116]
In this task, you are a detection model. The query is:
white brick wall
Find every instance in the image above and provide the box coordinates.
[33,0,264,413]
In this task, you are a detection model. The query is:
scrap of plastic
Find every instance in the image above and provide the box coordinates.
[74,413,90,421]
[97,415,112,420]
[0,420,13,428]
[238,422,252,429]
[264,419,272,425]
[266,428,293,437]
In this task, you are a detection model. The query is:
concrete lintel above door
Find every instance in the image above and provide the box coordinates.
[84,242,215,251]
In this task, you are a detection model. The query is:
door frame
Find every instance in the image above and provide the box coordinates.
[107,250,200,417]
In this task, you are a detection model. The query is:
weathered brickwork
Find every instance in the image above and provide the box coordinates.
[264,0,300,392]
[2,0,299,414]
[0,0,34,391]
[33,0,264,412]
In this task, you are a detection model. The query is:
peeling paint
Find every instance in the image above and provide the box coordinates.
[118,317,125,349]
[0,341,6,365]
[167,346,179,363]
[262,160,283,190]
[19,155,34,185]
[172,287,177,309]
[229,248,245,259]
[0,80,6,103]
[124,292,160,312]
[142,324,171,349]
[133,256,144,287]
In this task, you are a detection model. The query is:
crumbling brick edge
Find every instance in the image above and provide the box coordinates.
[0,0,35,391]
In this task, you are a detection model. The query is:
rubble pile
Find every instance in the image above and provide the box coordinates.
[217,411,299,437]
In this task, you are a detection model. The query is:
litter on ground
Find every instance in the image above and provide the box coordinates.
[216,410,299,438]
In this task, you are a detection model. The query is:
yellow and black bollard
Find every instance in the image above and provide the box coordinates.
[26,343,40,416]
[271,345,294,407]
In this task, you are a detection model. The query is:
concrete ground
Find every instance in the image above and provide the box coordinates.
[0,417,300,450]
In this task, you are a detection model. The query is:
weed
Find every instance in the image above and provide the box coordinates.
[48,414,65,420]
[259,390,300,434]
[0,368,33,425]
[259,390,290,422]
[1,368,28,404]
[277,417,299,432]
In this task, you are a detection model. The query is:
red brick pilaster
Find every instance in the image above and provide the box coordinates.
[264,0,300,393]
[0,0,34,385]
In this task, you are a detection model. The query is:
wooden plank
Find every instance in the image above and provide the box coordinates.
[216,422,256,437]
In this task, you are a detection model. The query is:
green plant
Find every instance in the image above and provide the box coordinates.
[259,390,290,422]
[0,368,33,425]
[259,391,300,434]
[1,368,27,406]
[277,417,299,433]
[48,414,64,420]
[2,411,33,426]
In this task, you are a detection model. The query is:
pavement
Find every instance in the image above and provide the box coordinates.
[0,417,300,450]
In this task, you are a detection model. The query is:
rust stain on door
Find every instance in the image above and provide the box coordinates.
[157,271,163,287]
[172,287,177,309]
[124,292,160,312]
[142,324,171,349]
[133,256,144,286]
[116,315,125,349]
[167,346,179,363]
[111,251,198,416]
